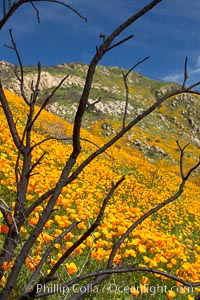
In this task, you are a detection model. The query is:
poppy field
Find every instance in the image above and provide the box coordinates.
[0,90,200,299]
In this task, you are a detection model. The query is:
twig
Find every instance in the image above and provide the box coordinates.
[106,35,134,52]
[182,56,188,89]
[176,140,189,179]
[3,0,6,16]
[38,0,87,22]
[5,29,29,105]
[30,1,40,23]
[122,56,150,128]
[30,61,41,103]
[85,97,102,111]
[27,151,47,176]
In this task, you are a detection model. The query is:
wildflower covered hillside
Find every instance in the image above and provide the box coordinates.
[0,89,200,299]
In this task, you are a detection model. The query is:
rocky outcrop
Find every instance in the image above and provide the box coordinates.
[88,99,134,116]
[4,71,86,97]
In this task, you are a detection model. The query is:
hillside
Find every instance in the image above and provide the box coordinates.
[1,60,200,168]
[0,84,200,297]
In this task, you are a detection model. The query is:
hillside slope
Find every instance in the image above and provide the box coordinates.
[0,89,200,299]
[1,60,200,167]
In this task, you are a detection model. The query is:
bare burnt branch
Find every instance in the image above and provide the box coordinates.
[184,156,200,180]
[176,141,200,180]
[124,56,150,78]
[40,0,87,22]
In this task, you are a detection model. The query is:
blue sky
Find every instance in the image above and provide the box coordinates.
[1,0,200,85]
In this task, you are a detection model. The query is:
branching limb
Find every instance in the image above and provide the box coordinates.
[0,0,87,30]
[1,1,200,299]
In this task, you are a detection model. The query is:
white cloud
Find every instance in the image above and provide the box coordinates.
[162,72,183,83]
[162,55,200,85]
